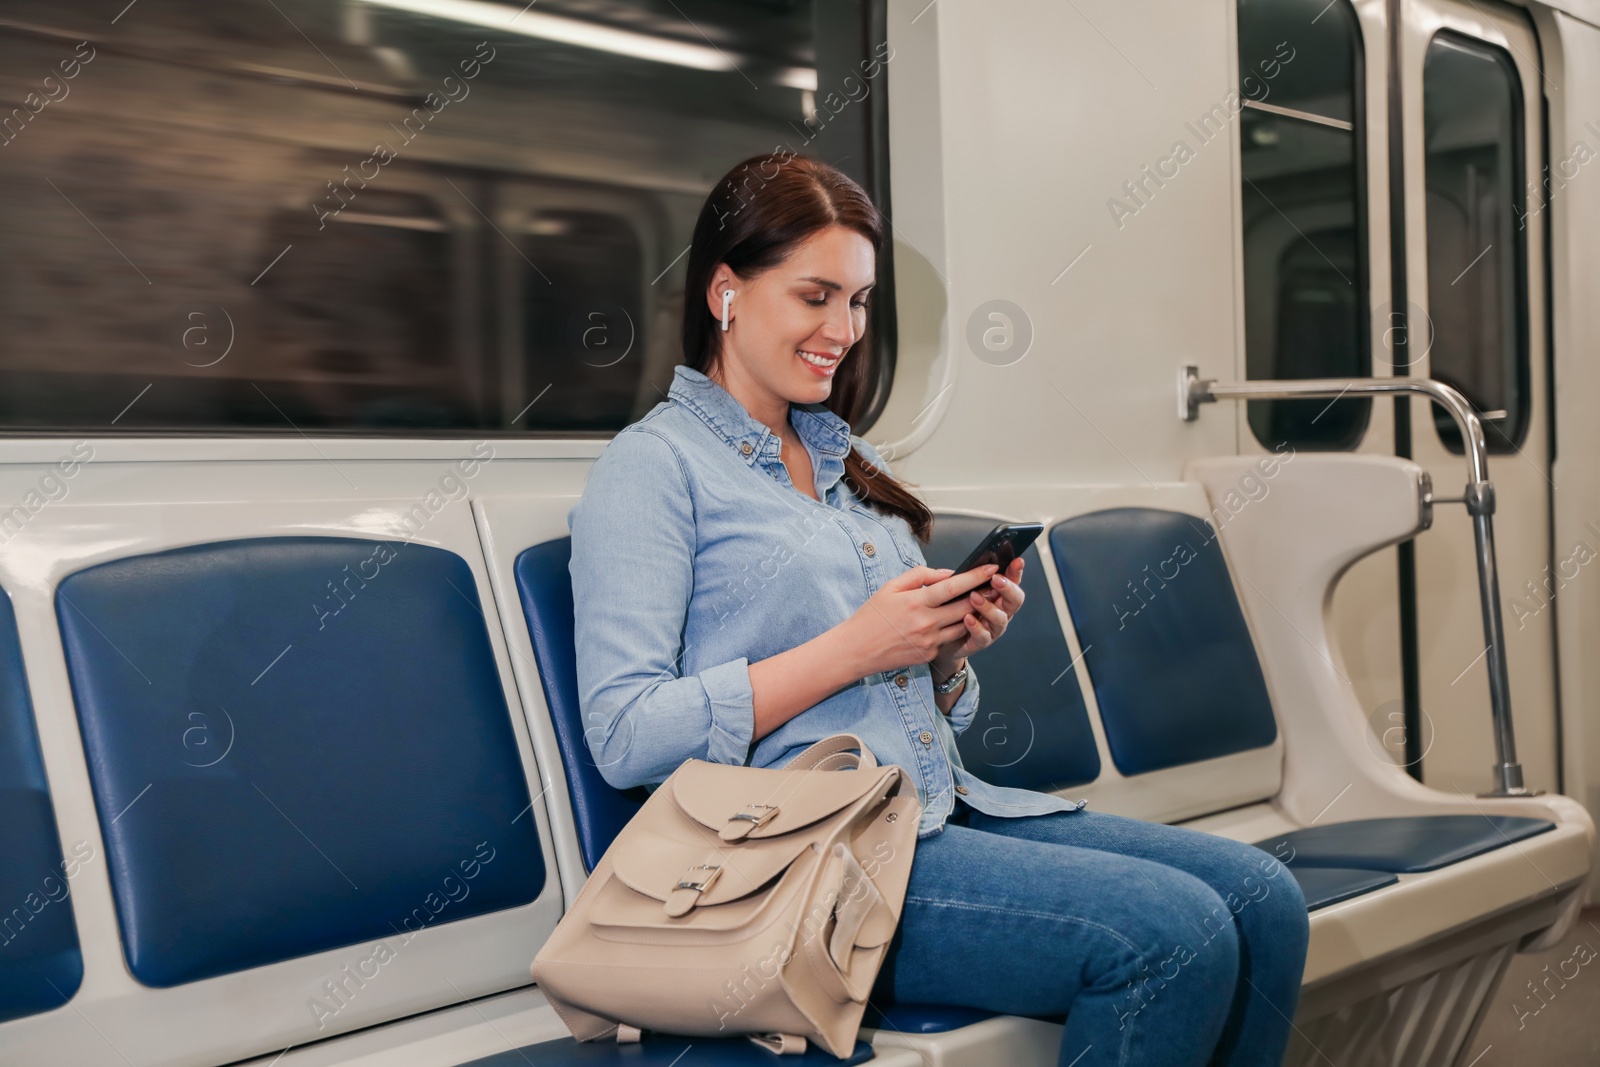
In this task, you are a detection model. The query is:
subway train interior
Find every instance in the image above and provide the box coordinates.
[1,0,1598,1064]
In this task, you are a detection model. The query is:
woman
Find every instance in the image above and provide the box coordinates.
[567,152,1309,1066]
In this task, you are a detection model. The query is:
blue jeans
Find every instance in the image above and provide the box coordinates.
[870,804,1310,1066]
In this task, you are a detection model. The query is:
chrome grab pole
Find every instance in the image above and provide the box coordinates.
[1178,365,1535,797]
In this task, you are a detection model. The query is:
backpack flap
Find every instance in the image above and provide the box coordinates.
[669,759,899,842]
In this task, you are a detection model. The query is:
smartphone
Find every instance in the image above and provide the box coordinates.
[938,522,1043,606]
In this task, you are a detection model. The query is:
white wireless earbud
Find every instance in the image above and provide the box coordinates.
[721,289,735,332]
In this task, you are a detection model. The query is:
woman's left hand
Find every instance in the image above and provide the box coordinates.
[932,555,1025,671]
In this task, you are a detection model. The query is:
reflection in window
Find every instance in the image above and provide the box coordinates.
[256,191,466,428]
[1423,33,1527,453]
[521,211,644,431]
[1237,0,1368,450]
[0,0,890,435]
[1237,0,1359,121]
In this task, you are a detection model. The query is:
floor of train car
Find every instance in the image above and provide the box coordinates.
[1471,904,1600,1063]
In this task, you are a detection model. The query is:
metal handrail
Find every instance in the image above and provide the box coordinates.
[1179,365,1535,797]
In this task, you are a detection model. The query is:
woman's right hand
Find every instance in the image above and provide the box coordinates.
[843,564,1001,678]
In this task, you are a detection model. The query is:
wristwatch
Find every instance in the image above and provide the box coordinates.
[932,661,969,695]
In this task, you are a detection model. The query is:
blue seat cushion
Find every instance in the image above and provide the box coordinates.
[1254,815,1555,874]
[1284,866,1398,910]
[455,1034,873,1065]
[0,588,83,1024]
[1049,508,1278,775]
[57,536,545,987]
[924,515,1100,790]
[861,1001,998,1033]
[0,787,84,1024]
[515,538,647,871]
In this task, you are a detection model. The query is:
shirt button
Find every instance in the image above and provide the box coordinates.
[863,542,876,556]
[739,441,753,456]
[919,730,933,745]
[894,674,909,688]
[956,785,969,795]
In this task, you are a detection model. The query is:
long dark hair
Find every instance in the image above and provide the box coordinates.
[681,152,933,542]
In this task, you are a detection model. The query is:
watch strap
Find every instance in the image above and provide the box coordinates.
[933,663,969,695]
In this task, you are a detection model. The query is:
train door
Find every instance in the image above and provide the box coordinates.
[1237,0,1553,795]
[1397,0,1555,794]
[1235,0,1410,781]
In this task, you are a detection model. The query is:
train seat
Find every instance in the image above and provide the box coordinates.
[1256,813,1554,873]
[920,513,1100,792]
[925,508,1401,918]
[0,591,83,1026]
[1047,503,1553,892]
[514,537,646,873]
[925,509,1403,916]
[1279,866,1398,910]
[455,1032,875,1065]
[55,536,547,989]
[1047,507,1282,778]
[1177,455,1593,1062]
[928,511,1401,921]
[6,514,586,1067]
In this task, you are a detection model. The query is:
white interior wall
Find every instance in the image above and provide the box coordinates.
[875,0,1242,484]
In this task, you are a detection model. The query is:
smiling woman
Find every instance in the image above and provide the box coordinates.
[680,153,928,540]
[562,152,1312,1067]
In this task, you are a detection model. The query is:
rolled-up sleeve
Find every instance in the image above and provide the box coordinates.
[568,428,755,790]
[943,659,980,737]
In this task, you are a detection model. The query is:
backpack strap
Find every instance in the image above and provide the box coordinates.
[748,1032,808,1054]
[784,733,877,772]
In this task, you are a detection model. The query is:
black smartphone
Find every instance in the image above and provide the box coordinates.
[938,522,1043,606]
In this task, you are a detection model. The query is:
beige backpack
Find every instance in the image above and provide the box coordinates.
[531,734,922,1057]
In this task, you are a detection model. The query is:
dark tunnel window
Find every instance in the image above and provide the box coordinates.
[0,0,891,435]
[1423,32,1528,454]
[1237,0,1369,450]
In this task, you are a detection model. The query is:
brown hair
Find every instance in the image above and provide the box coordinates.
[682,152,933,542]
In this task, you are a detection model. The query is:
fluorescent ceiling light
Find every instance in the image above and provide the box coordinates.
[357,0,735,72]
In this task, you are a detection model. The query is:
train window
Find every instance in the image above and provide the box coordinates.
[1422,33,1528,454]
[0,0,891,436]
[1236,0,1370,450]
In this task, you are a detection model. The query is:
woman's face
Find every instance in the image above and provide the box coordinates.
[710,223,876,407]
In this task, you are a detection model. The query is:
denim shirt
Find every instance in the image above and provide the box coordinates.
[567,363,1086,838]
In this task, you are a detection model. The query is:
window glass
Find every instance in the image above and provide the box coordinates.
[1237,0,1369,450]
[256,192,467,429]
[1423,33,1527,453]
[519,210,645,431]
[1237,0,1358,122]
[0,0,890,435]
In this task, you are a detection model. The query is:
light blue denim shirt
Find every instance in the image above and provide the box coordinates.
[567,363,1086,837]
